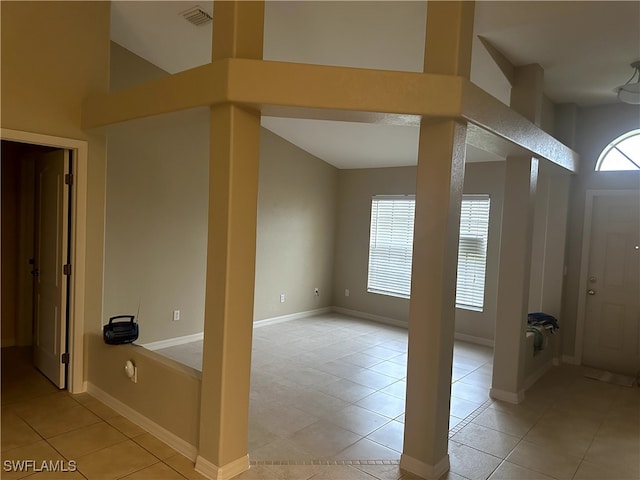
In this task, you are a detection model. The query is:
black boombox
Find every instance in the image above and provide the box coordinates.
[103,315,139,345]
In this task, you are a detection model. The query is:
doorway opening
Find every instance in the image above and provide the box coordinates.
[1,140,72,389]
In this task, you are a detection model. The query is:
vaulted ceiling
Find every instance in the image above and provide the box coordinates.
[110,1,640,168]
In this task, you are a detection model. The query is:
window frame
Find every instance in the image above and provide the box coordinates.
[595,129,640,172]
[365,194,491,312]
[455,194,491,311]
[366,195,416,299]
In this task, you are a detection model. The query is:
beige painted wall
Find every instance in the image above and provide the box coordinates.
[528,168,570,319]
[1,0,109,345]
[456,162,505,342]
[110,42,169,91]
[254,129,338,320]
[332,166,417,322]
[103,110,211,344]
[332,162,505,342]
[560,103,640,358]
[87,334,201,446]
[106,39,339,334]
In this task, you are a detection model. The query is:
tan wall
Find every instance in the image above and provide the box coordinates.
[103,110,210,344]
[254,129,338,320]
[0,1,110,340]
[560,103,640,358]
[333,162,505,342]
[110,42,169,92]
[456,162,505,342]
[332,166,417,322]
[86,334,201,446]
[528,169,570,319]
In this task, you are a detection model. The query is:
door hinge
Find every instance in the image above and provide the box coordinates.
[63,264,72,276]
[61,353,70,364]
[65,173,73,185]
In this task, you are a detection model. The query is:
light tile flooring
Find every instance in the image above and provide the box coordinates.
[157,314,495,461]
[2,314,639,480]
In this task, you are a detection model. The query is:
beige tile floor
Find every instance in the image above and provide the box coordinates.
[3,314,639,479]
[157,315,495,461]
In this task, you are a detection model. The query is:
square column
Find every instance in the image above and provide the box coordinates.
[402,3,474,478]
[402,120,468,479]
[490,157,539,403]
[491,59,544,403]
[196,2,264,479]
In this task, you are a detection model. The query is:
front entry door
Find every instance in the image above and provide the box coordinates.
[583,192,640,375]
[33,149,70,388]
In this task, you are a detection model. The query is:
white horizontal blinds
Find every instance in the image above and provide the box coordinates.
[456,195,490,310]
[367,195,416,299]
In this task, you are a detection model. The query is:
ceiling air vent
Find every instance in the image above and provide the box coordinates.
[181,6,213,27]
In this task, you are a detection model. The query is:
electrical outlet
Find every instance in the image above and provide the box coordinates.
[280,294,285,303]
[173,310,180,321]
[345,289,350,297]
[314,288,319,296]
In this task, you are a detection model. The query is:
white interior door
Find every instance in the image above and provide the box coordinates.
[583,192,640,375]
[33,149,69,388]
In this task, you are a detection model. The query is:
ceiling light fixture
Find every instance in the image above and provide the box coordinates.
[617,61,640,104]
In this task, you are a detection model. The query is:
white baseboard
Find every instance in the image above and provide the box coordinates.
[86,382,197,461]
[400,453,449,479]
[490,387,525,404]
[332,306,408,329]
[195,454,249,480]
[140,333,204,351]
[561,354,580,365]
[454,333,495,348]
[253,307,332,328]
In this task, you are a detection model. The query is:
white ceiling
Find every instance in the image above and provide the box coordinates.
[110,1,640,169]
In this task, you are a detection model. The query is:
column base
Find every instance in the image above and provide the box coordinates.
[490,387,525,404]
[400,453,449,479]
[195,454,249,480]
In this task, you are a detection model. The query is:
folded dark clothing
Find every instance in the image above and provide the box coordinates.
[527,312,559,331]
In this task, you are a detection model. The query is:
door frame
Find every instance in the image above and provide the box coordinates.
[1,128,88,393]
[574,188,640,365]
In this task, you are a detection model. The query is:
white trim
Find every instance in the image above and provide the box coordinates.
[454,333,494,347]
[195,455,249,480]
[575,189,640,367]
[253,307,332,329]
[489,387,525,404]
[86,382,198,461]
[561,354,580,365]
[140,333,204,351]
[0,129,88,394]
[400,453,449,479]
[332,306,408,329]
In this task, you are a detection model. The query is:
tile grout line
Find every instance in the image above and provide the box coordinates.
[448,397,494,438]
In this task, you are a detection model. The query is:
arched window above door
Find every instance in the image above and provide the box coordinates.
[595,129,640,171]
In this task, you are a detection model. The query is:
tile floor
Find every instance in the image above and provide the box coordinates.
[2,314,639,480]
[157,314,495,461]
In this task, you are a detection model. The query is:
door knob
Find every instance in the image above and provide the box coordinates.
[587,289,596,296]
[31,268,40,277]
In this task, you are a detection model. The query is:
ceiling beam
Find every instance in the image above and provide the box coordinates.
[82,58,578,172]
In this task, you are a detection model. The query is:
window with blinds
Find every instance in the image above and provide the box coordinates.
[456,195,490,310]
[367,195,415,299]
[366,194,490,311]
